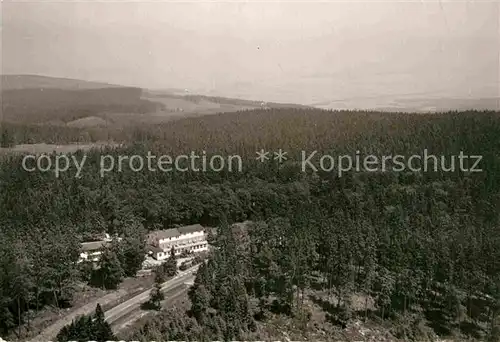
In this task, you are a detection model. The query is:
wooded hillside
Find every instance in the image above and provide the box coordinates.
[1,109,499,340]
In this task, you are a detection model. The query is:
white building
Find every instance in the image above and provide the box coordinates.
[79,240,109,263]
[78,233,122,263]
[147,224,208,261]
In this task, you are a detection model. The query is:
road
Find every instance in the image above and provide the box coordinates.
[105,266,198,324]
[26,264,199,342]
[111,282,190,333]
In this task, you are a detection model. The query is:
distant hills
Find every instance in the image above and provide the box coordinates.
[2,78,160,124]
[390,96,500,112]
[2,74,123,91]
[313,96,500,113]
[1,75,309,127]
[1,75,498,128]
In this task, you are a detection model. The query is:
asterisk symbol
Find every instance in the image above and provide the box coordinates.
[256,149,270,162]
[274,149,288,162]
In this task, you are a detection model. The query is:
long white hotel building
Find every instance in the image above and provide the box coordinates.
[147,224,208,261]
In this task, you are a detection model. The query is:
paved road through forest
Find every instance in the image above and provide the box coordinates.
[26,264,199,342]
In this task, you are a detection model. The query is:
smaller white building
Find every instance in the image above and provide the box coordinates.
[79,240,109,263]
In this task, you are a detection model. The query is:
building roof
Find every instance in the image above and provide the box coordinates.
[147,244,164,254]
[177,224,204,235]
[81,240,108,252]
[149,228,180,241]
[148,224,205,243]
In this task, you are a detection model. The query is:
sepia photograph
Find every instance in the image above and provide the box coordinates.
[1,0,499,341]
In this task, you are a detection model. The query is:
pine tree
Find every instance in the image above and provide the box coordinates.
[154,266,166,283]
[55,304,116,342]
[190,284,211,324]
[93,304,116,342]
[98,248,124,290]
[163,246,177,277]
[118,221,146,277]
[56,316,92,342]
[148,282,165,310]
[0,302,15,335]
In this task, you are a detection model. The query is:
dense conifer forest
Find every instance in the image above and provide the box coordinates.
[1,108,500,340]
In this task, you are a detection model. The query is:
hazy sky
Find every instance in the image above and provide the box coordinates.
[2,0,499,104]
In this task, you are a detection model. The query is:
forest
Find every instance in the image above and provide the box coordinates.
[0,108,499,340]
[2,87,163,124]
